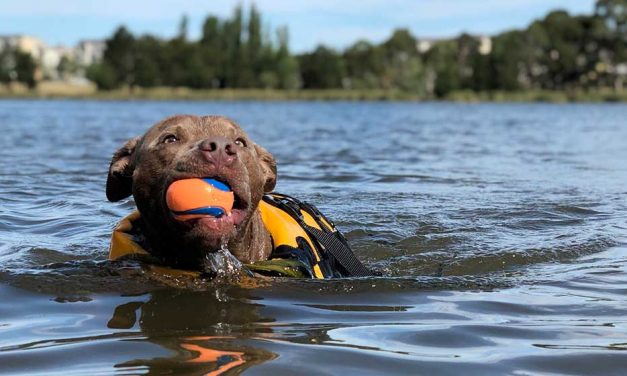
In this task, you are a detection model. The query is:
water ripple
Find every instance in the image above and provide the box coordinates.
[1,101,627,374]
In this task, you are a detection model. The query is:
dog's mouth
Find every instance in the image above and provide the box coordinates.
[165,175,250,238]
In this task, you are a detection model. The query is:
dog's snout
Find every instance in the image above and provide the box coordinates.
[199,136,238,166]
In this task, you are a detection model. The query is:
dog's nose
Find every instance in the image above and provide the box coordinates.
[199,136,237,166]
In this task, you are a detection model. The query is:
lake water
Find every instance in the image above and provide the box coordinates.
[1,100,626,375]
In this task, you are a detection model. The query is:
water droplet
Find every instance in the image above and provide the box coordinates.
[202,239,249,281]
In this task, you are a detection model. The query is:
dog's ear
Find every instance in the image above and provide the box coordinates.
[255,144,277,193]
[106,137,140,202]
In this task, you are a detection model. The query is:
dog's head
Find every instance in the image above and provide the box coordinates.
[106,115,276,267]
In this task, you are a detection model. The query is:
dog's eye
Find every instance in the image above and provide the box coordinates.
[162,134,179,144]
[234,138,247,147]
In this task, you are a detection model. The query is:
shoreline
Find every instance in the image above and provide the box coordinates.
[1,84,626,103]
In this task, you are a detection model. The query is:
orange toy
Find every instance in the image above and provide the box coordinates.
[166,178,234,221]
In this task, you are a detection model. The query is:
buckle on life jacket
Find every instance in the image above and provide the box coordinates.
[262,193,373,278]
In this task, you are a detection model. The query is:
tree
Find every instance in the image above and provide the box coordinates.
[380,29,426,92]
[133,36,163,87]
[344,40,385,89]
[595,0,627,90]
[274,27,299,89]
[14,50,37,88]
[596,0,627,33]
[200,16,225,88]
[222,5,244,87]
[247,4,262,83]
[102,26,136,88]
[86,63,117,90]
[0,48,14,84]
[178,14,189,41]
[490,30,530,90]
[456,34,480,89]
[0,48,37,88]
[470,53,494,91]
[425,40,460,96]
[383,29,418,59]
[523,20,551,88]
[540,11,584,89]
[57,55,78,80]
[299,46,345,89]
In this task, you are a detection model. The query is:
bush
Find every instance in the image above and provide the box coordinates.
[86,63,118,90]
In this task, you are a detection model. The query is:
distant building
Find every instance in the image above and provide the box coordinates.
[1,34,105,81]
[41,45,75,79]
[478,35,492,55]
[416,35,492,55]
[416,38,445,54]
[612,63,626,91]
[615,63,627,76]
[0,35,45,59]
[75,40,105,67]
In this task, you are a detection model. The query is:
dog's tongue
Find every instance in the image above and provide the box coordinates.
[166,178,234,221]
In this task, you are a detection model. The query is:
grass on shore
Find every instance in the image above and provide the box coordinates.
[1,82,626,102]
[446,89,627,103]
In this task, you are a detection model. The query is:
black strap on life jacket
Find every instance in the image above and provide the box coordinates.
[263,193,373,278]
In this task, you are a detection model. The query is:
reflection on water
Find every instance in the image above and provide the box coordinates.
[1,100,627,374]
[108,289,277,374]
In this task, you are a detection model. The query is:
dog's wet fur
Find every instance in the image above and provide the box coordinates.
[106,115,277,270]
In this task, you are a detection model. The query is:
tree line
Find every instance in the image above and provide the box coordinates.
[88,0,625,96]
[87,5,299,90]
[3,1,625,96]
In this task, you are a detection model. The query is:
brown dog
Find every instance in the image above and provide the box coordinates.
[106,115,276,270]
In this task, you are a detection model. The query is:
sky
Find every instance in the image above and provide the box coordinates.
[0,0,596,52]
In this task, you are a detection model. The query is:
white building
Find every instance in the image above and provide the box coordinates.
[478,35,492,55]
[416,35,492,55]
[1,34,105,80]
[0,35,45,59]
[416,38,445,54]
[75,40,105,67]
[41,45,76,79]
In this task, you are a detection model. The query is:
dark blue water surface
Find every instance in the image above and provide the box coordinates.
[1,100,626,375]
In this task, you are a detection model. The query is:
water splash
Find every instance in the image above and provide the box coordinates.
[202,239,249,280]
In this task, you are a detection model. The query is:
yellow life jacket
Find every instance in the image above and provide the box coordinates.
[109,193,372,279]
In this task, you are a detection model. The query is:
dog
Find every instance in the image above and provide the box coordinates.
[106,115,371,278]
[107,115,276,269]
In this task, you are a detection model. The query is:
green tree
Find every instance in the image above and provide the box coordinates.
[299,46,345,89]
[596,0,627,33]
[470,53,494,91]
[201,16,222,47]
[380,29,425,92]
[57,55,78,80]
[523,20,551,88]
[383,29,418,59]
[222,5,244,87]
[490,30,530,90]
[133,36,163,87]
[595,0,627,90]
[86,63,117,90]
[456,34,480,89]
[274,27,299,89]
[15,50,37,88]
[541,11,584,89]
[178,14,189,41]
[344,40,385,89]
[247,4,263,85]
[425,40,460,96]
[0,48,14,84]
[200,16,225,88]
[102,26,136,88]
